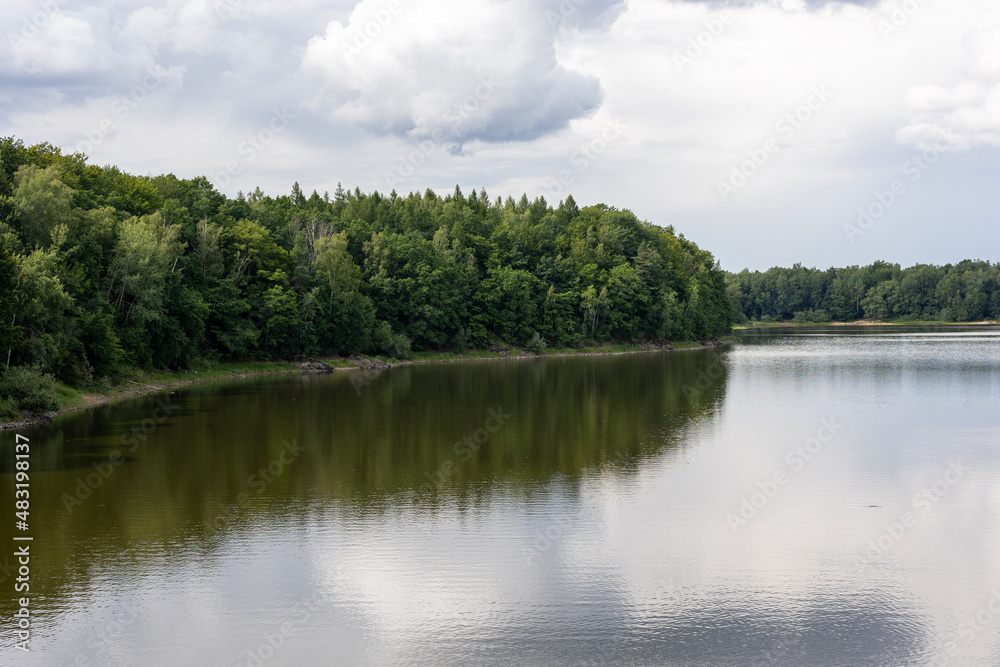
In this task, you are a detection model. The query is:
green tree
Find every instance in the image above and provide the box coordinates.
[13,165,77,247]
[107,213,185,324]
[0,232,23,367]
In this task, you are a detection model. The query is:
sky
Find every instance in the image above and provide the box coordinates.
[2,0,998,271]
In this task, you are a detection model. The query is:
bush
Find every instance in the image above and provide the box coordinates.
[792,309,832,324]
[387,332,412,360]
[525,331,546,355]
[0,366,61,416]
[0,396,18,422]
[371,320,393,353]
[811,309,831,323]
[453,327,469,354]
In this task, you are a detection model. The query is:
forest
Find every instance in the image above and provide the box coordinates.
[0,138,731,418]
[728,260,1000,324]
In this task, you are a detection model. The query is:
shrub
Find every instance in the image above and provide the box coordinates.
[792,309,831,324]
[811,309,831,323]
[371,320,393,353]
[0,366,61,416]
[0,396,18,422]
[453,327,469,354]
[387,332,412,360]
[525,331,546,355]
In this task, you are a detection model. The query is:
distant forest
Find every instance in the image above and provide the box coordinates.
[727,260,1000,324]
[0,138,730,406]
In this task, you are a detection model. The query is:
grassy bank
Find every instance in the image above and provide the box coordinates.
[1,338,737,431]
[405,337,737,364]
[0,360,308,431]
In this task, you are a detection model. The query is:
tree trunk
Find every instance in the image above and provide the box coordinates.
[6,311,15,368]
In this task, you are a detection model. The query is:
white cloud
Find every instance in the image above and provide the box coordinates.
[1,0,997,269]
[301,0,617,145]
[6,10,116,75]
[896,7,1000,150]
[552,0,943,209]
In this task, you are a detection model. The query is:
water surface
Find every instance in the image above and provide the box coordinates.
[3,326,1000,666]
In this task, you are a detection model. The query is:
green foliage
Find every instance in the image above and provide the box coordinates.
[107,212,185,324]
[109,171,163,216]
[79,311,122,377]
[0,395,18,421]
[372,321,393,352]
[0,366,61,415]
[12,164,77,248]
[0,231,22,356]
[387,332,412,360]
[525,331,546,354]
[792,309,831,323]
[729,260,1000,324]
[0,136,732,386]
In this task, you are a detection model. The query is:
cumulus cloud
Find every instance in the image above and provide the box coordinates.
[3,4,149,78]
[301,0,623,146]
[896,8,1000,150]
[1,0,996,269]
[1,0,328,82]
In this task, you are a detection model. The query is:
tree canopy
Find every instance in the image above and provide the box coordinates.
[0,137,731,389]
[728,261,1000,324]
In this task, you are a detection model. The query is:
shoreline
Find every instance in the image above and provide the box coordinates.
[1,338,736,432]
[405,337,735,365]
[733,320,997,329]
[0,364,310,433]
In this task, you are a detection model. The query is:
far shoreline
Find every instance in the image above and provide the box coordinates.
[733,320,998,329]
[0,337,737,432]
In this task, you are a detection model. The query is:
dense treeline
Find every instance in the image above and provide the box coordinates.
[0,138,730,416]
[727,260,1000,324]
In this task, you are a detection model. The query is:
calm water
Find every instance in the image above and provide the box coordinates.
[3,326,1000,666]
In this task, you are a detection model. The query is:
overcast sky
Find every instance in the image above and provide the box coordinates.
[2,0,998,270]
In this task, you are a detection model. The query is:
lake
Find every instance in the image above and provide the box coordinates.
[3,325,1000,666]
